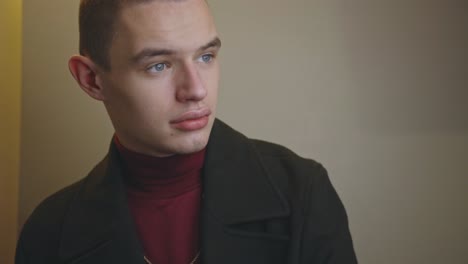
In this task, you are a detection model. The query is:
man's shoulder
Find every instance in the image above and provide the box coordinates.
[23,179,85,234]
[249,138,323,171]
[247,138,329,193]
[18,157,108,252]
[213,119,327,183]
[22,155,110,229]
[17,178,84,261]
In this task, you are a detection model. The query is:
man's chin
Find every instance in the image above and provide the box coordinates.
[161,118,213,155]
[176,135,210,154]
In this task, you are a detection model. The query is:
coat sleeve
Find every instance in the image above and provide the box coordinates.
[300,164,358,263]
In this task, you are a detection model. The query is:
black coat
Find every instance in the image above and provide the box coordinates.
[16,119,358,264]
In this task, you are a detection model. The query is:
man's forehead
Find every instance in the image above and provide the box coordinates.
[116,0,214,35]
[118,0,206,19]
[110,0,217,61]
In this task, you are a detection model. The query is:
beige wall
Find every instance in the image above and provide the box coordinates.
[0,0,22,263]
[20,0,467,263]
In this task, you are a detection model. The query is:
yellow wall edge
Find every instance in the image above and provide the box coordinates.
[0,0,22,263]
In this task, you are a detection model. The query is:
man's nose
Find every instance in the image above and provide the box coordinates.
[175,63,207,102]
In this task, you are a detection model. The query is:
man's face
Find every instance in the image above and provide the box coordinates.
[98,0,220,157]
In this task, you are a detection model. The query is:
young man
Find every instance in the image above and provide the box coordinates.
[16,0,357,263]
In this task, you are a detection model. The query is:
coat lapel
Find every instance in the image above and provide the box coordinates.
[58,143,146,264]
[201,120,291,263]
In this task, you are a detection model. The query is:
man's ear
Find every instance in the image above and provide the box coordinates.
[68,55,106,101]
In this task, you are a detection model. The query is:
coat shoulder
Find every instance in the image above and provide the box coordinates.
[20,156,110,236]
[249,138,325,178]
[16,179,84,263]
[21,179,83,234]
[16,157,108,263]
[248,138,329,204]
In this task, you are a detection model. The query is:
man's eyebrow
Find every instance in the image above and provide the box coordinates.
[198,37,222,52]
[131,48,174,64]
[131,37,222,63]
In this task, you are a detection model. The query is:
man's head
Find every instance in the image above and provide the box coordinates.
[69,0,221,157]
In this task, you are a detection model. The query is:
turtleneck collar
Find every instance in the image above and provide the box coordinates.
[113,135,206,198]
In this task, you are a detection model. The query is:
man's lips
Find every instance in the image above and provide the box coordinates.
[170,108,212,124]
[170,108,211,131]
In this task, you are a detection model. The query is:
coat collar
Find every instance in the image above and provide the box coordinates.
[58,119,290,263]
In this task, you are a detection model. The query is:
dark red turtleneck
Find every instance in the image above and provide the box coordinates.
[114,136,204,264]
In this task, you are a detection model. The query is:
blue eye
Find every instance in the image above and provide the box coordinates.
[149,63,166,72]
[200,54,214,63]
